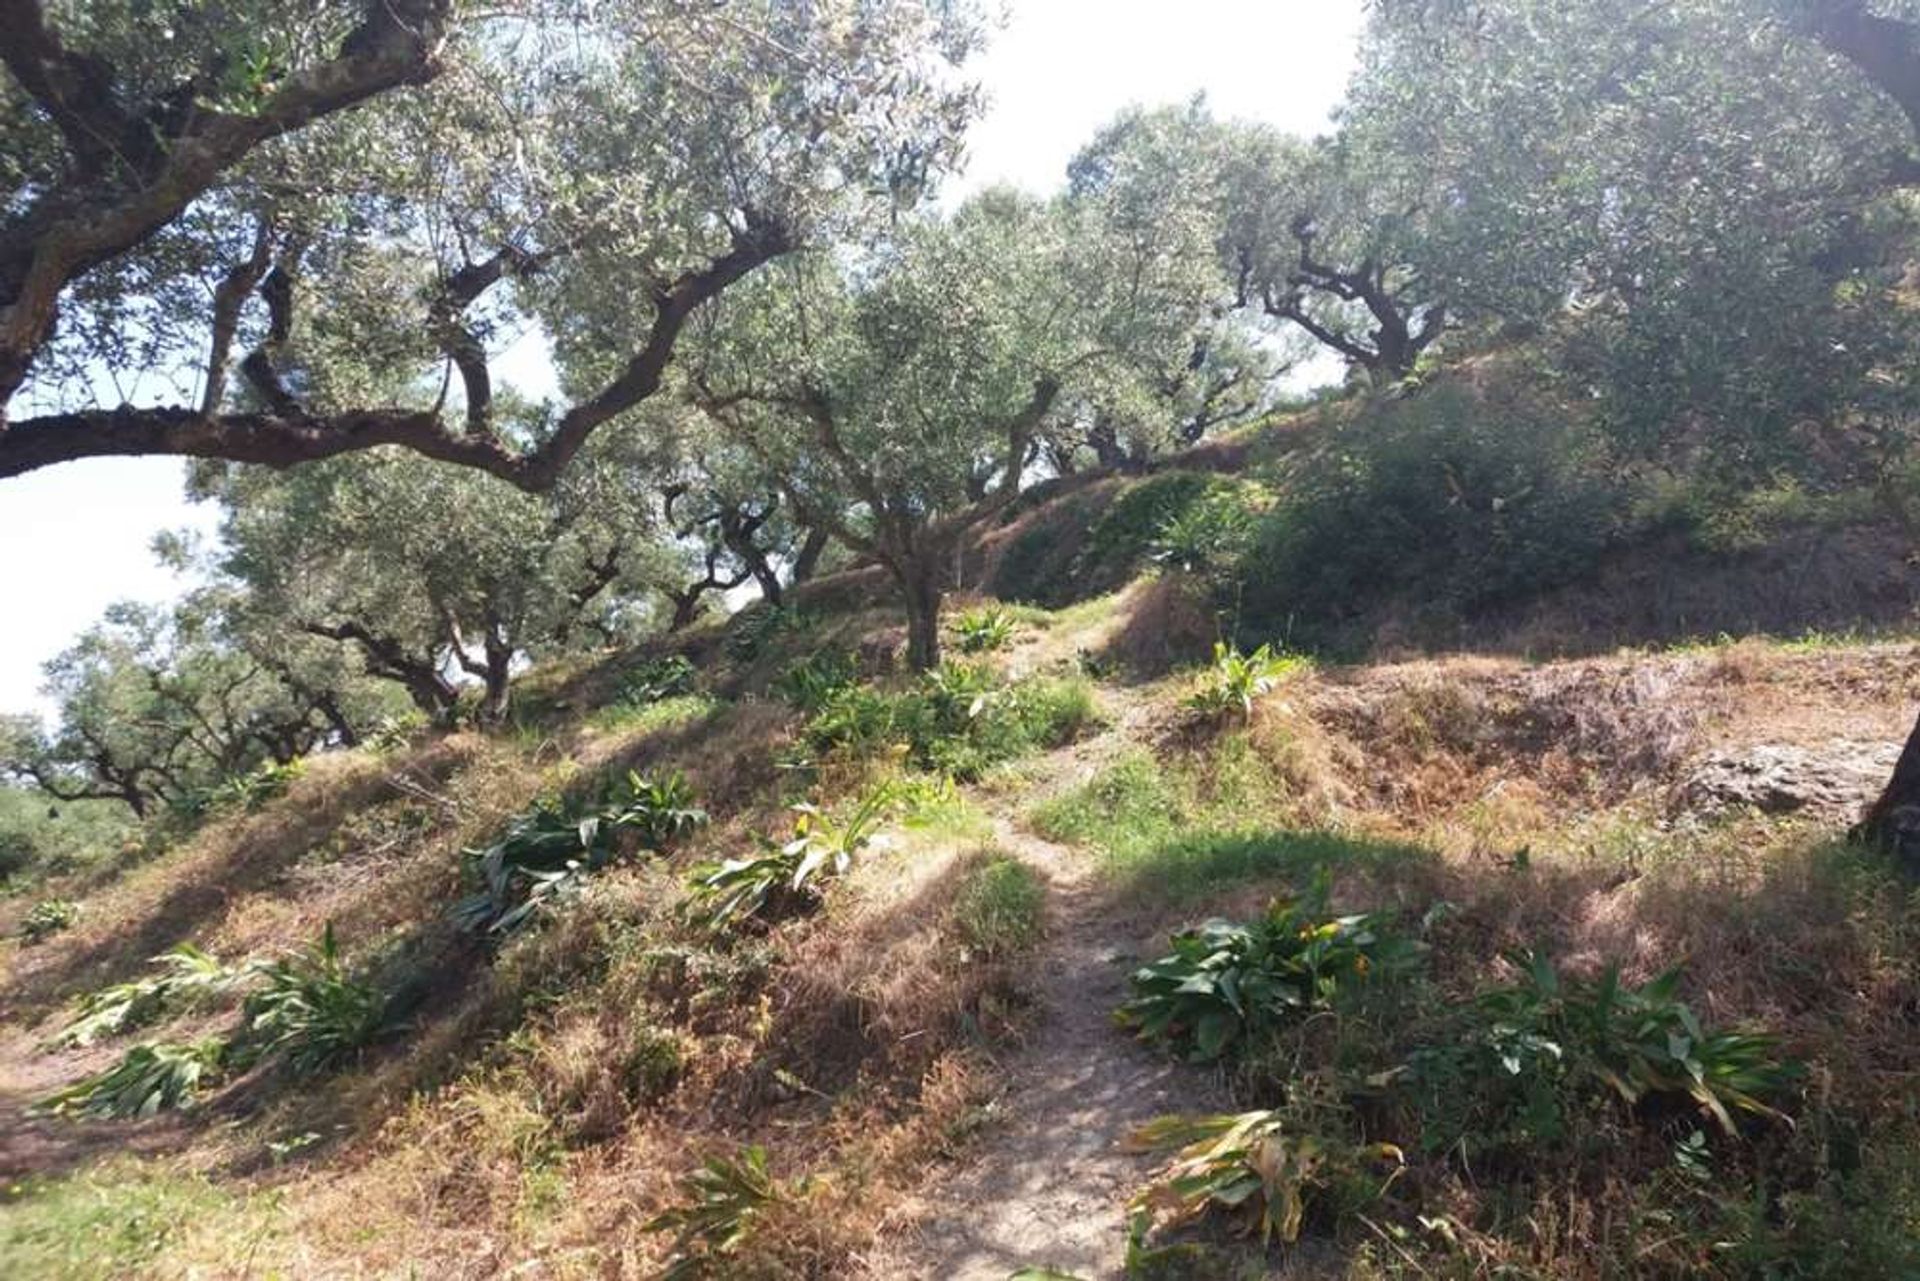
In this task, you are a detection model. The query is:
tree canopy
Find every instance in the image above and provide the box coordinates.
[0,0,984,483]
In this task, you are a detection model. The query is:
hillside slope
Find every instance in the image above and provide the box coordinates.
[2,558,1916,1276]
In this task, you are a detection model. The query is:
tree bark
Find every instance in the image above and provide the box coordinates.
[790,527,831,586]
[1855,708,1920,871]
[897,557,945,672]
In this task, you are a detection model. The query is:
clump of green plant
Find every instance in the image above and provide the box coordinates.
[452,801,606,934]
[1406,953,1801,1154]
[363,711,425,754]
[453,772,705,934]
[617,654,697,706]
[801,665,1093,780]
[645,1145,791,1279]
[21,897,79,942]
[608,769,709,850]
[55,945,234,1048]
[952,605,1018,653]
[1119,895,1414,1061]
[38,1038,227,1118]
[1187,642,1303,721]
[1126,1110,1402,1245]
[241,925,388,1075]
[724,605,811,662]
[952,855,1045,959]
[769,648,859,710]
[1150,489,1257,579]
[916,666,1094,779]
[207,758,304,813]
[691,784,895,928]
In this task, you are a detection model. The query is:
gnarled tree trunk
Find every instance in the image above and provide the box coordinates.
[1856,709,1920,871]
[896,556,946,672]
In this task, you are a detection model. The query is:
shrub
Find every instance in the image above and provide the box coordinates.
[1126,1110,1402,1246]
[1081,473,1260,594]
[723,605,811,662]
[1237,386,1627,647]
[607,770,708,850]
[1186,642,1304,721]
[56,945,234,1048]
[21,897,79,942]
[951,605,1017,653]
[690,785,895,929]
[38,1038,227,1118]
[1150,488,1257,579]
[1406,952,1801,1154]
[207,758,304,813]
[952,856,1045,958]
[242,924,389,1074]
[1119,896,1415,1061]
[645,1145,789,1279]
[769,649,858,710]
[617,655,697,706]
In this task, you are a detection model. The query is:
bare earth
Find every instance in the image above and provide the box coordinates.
[872,806,1217,1281]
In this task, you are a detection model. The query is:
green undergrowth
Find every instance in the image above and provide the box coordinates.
[785,658,1096,781]
[1032,745,1427,902]
[0,1163,268,1280]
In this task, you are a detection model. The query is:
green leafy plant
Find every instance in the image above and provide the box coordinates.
[38,1038,227,1118]
[1150,490,1256,578]
[1119,896,1413,1061]
[770,649,858,710]
[1126,1110,1402,1245]
[451,802,604,934]
[618,655,697,706]
[1407,953,1801,1152]
[952,605,1018,653]
[455,773,708,934]
[56,945,234,1048]
[723,606,811,662]
[1187,642,1302,721]
[609,770,709,850]
[21,897,79,942]
[691,785,895,928]
[645,1145,789,1279]
[208,758,304,813]
[242,925,388,1074]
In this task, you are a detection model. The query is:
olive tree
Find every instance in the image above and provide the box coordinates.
[201,422,678,723]
[0,594,391,817]
[0,0,983,484]
[687,187,1218,669]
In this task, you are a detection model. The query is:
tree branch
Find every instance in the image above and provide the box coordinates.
[201,219,276,414]
[0,0,455,411]
[0,213,791,488]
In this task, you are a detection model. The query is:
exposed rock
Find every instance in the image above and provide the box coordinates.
[1678,740,1901,819]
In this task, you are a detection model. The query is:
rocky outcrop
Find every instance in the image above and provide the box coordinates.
[1678,740,1902,819]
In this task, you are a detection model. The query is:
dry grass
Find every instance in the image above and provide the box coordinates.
[8,586,1919,1279]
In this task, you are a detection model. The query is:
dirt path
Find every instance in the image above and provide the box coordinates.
[875,679,1216,1279]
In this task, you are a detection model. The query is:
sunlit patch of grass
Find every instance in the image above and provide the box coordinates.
[1032,748,1431,903]
[582,692,718,736]
[0,1162,269,1280]
[1109,828,1434,903]
[951,853,1046,959]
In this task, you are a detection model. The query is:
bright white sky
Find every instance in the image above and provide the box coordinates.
[0,0,1365,717]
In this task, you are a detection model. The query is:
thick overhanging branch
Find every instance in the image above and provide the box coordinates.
[0,0,456,410]
[0,214,792,487]
[1809,1,1920,145]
